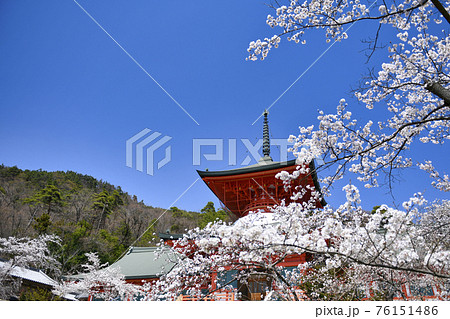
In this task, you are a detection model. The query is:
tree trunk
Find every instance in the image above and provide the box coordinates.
[425,81,450,105]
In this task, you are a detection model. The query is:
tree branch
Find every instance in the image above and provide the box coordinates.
[430,0,450,24]
[425,81,450,105]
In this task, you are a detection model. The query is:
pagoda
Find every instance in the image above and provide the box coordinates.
[192,111,326,300]
[197,110,325,219]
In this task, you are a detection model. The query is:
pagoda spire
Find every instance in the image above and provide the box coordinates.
[260,110,273,163]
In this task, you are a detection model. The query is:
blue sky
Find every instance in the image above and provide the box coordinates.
[1,0,447,213]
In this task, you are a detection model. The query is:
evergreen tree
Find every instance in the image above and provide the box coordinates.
[199,201,229,229]
[92,190,124,229]
[135,219,158,247]
[24,184,66,215]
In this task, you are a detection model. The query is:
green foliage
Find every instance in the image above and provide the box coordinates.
[0,165,21,180]
[19,287,62,301]
[371,205,386,214]
[0,164,231,274]
[33,213,52,235]
[371,205,389,230]
[201,202,215,214]
[170,224,182,233]
[92,190,124,229]
[63,170,100,190]
[199,201,229,229]
[135,219,158,247]
[24,184,67,214]
[171,206,194,219]
[96,229,127,264]
[92,190,123,212]
[168,206,203,233]
[23,169,55,187]
[92,191,112,213]
[59,220,92,256]
[115,221,132,246]
[0,164,116,191]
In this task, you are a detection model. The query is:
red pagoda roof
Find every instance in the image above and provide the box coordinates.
[197,159,325,218]
[198,111,325,218]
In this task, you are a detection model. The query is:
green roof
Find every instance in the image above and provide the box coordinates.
[109,246,179,280]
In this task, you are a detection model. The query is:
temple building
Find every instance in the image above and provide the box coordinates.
[197,110,325,218]
[100,110,326,301]
[185,110,325,300]
[96,110,324,300]
[80,111,444,301]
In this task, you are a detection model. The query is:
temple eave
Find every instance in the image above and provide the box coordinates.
[197,159,297,178]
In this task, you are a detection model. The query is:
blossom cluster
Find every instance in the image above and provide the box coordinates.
[247,1,447,61]
[57,0,450,301]
[53,252,141,301]
[147,1,450,300]
[145,191,449,300]
[0,235,60,299]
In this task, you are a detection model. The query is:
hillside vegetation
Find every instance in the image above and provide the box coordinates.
[0,165,229,274]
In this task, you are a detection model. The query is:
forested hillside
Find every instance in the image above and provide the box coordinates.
[0,165,229,274]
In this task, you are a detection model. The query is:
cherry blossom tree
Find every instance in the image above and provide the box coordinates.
[53,252,141,301]
[146,0,449,301]
[53,1,449,302]
[246,0,450,193]
[0,235,60,300]
[145,195,448,300]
